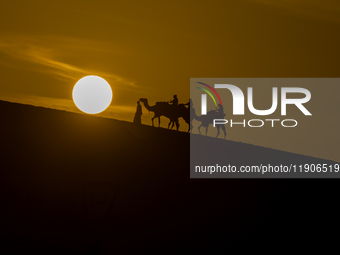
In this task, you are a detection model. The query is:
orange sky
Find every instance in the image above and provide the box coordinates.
[0,0,339,159]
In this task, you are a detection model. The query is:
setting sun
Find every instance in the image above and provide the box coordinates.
[72,75,112,114]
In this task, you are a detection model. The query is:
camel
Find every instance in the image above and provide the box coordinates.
[168,104,191,132]
[195,110,227,139]
[139,98,190,131]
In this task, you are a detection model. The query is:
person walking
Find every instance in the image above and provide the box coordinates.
[133,100,143,125]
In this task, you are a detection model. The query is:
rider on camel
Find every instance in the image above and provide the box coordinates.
[216,104,224,115]
[170,95,178,106]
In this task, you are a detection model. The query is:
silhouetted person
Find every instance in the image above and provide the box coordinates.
[184,99,195,132]
[169,95,178,106]
[133,101,142,124]
[216,103,224,116]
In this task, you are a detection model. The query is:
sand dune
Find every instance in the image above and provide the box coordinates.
[0,100,337,253]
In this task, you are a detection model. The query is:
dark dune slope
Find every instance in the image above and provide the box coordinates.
[0,100,338,253]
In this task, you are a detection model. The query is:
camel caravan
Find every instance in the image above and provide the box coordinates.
[136,95,227,139]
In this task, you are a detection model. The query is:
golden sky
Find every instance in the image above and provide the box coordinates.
[0,0,339,159]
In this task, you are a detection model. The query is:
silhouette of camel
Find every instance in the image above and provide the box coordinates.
[168,103,191,132]
[195,110,227,139]
[139,98,190,131]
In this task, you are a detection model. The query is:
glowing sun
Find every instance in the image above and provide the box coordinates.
[72,75,113,114]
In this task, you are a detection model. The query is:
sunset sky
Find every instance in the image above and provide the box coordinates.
[0,0,339,160]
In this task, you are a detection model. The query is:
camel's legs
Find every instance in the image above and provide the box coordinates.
[158,117,160,127]
[221,125,227,139]
[168,121,172,129]
[151,117,156,126]
[175,120,179,131]
[198,124,202,135]
[205,126,208,136]
[216,127,220,138]
[169,121,175,130]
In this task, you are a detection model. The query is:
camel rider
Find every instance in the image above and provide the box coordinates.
[170,95,178,106]
[216,103,224,116]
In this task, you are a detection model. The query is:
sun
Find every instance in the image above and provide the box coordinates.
[72,75,113,114]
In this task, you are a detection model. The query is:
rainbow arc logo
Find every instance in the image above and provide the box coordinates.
[196,82,223,107]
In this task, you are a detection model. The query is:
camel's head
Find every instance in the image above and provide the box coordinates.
[139,98,147,103]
